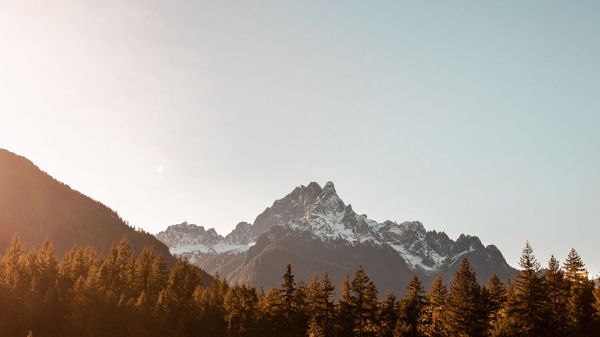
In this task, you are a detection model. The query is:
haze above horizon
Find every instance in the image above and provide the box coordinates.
[1,1,599,274]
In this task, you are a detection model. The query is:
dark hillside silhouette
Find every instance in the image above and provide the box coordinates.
[0,149,174,264]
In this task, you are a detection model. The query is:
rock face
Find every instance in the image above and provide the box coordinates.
[156,181,516,293]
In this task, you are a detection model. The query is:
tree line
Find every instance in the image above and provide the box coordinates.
[0,236,599,337]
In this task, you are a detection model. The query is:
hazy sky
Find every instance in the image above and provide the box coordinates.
[1,1,599,274]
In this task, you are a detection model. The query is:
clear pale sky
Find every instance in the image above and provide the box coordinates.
[1,1,599,275]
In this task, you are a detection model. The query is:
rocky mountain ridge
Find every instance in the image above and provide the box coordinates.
[156,181,515,291]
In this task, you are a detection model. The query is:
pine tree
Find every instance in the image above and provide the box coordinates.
[486,274,506,314]
[0,236,30,336]
[446,258,487,337]
[279,264,305,337]
[281,264,297,318]
[496,242,548,337]
[563,249,595,337]
[379,292,397,337]
[349,266,379,337]
[59,247,96,291]
[224,285,258,337]
[32,240,58,294]
[296,280,310,336]
[486,273,506,334]
[258,286,285,337]
[98,238,134,301]
[396,276,425,337]
[157,258,205,337]
[307,317,326,337]
[321,273,336,337]
[336,275,354,337]
[307,275,322,317]
[543,255,567,337]
[193,276,228,337]
[418,276,447,337]
[30,241,62,337]
[1,235,28,293]
[306,274,336,337]
[595,279,600,319]
[593,279,600,336]
[363,281,380,336]
[133,248,161,300]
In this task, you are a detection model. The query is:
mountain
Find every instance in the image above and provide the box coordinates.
[157,181,515,293]
[0,149,174,264]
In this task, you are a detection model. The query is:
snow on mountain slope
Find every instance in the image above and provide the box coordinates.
[156,181,508,274]
[156,222,254,255]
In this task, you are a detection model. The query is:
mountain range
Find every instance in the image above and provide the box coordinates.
[157,181,516,293]
[0,148,515,293]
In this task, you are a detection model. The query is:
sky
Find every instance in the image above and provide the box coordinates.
[1,0,599,275]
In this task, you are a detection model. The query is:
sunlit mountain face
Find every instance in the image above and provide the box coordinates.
[158,181,515,292]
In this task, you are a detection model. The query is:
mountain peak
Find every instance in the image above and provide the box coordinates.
[157,180,515,287]
[309,181,346,218]
[306,181,321,190]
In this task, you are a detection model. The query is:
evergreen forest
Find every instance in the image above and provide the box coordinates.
[1,237,599,337]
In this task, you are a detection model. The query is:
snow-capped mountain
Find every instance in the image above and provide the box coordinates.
[156,222,252,255]
[156,181,515,292]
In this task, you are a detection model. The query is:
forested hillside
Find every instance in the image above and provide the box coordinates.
[0,237,598,337]
[0,149,173,264]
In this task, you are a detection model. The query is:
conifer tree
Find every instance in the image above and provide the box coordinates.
[396,276,425,337]
[279,264,306,337]
[297,280,310,334]
[258,287,285,337]
[59,247,95,291]
[336,275,355,337]
[563,249,595,337]
[32,240,58,294]
[280,263,305,336]
[1,235,28,293]
[496,242,548,337]
[485,273,506,335]
[306,274,336,337]
[307,317,326,337]
[30,241,62,337]
[486,274,506,314]
[224,285,258,337]
[595,279,600,319]
[282,264,297,316]
[593,279,600,336]
[349,266,379,337]
[133,247,167,302]
[379,292,397,337]
[321,273,336,337]
[418,276,447,337]
[363,281,380,336]
[157,258,205,337]
[307,275,322,317]
[0,236,30,336]
[194,276,228,337]
[446,258,487,337]
[543,255,567,337]
[99,238,134,300]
